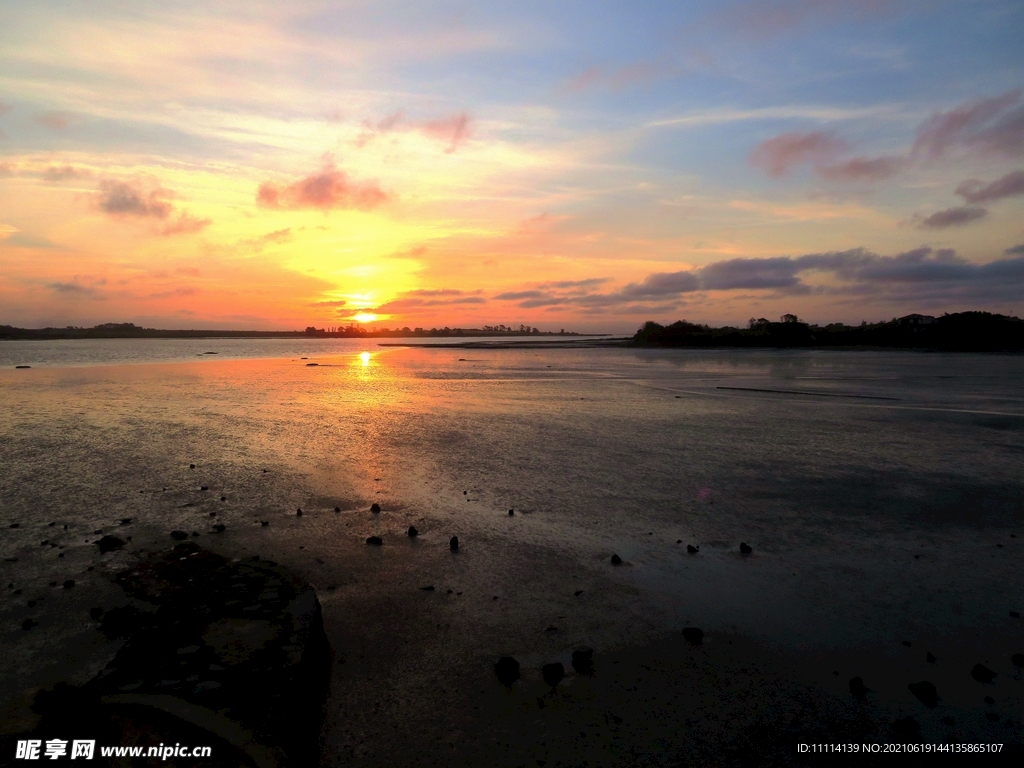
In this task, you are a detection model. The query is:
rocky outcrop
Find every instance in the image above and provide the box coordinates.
[25,543,331,768]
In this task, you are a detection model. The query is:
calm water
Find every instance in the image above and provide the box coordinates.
[1,341,1022,656]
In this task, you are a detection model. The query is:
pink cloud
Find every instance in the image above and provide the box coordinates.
[0,103,11,118]
[96,180,173,218]
[816,155,907,181]
[749,131,848,177]
[955,170,1024,203]
[356,111,472,153]
[36,111,75,130]
[420,112,471,154]
[160,212,211,236]
[43,165,91,182]
[912,89,1024,160]
[257,160,388,211]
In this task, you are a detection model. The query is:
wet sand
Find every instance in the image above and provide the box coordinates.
[1,347,1022,764]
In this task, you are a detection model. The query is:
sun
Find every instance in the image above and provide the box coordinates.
[352,312,377,323]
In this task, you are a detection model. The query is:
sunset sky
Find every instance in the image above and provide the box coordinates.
[1,0,1022,332]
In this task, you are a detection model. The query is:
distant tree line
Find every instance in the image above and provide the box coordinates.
[0,322,567,340]
[632,312,1024,352]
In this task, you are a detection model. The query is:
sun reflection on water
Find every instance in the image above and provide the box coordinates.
[359,351,371,366]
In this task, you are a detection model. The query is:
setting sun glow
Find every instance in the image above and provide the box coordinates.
[352,313,378,324]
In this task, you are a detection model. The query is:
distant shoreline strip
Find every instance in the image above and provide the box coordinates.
[716,386,900,401]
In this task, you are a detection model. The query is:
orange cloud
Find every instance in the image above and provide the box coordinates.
[256,160,388,211]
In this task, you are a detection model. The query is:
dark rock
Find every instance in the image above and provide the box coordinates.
[63,579,75,589]
[90,607,104,621]
[682,627,704,646]
[574,590,584,596]
[93,529,103,535]
[572,648,594,675]
[610,554,622,565]
[370,503,381,513]
[191,531,200,537]
[119,518,132,525]
[984,696,994,704]
[366,536,383,546]
[211,524,226,533]
[849,676,867,699]
[189,464,195,469]
[985,712,1000,721]
[926,652,937,663]
[27,600,37,607]
[95,535,126,554]
[15,365,30,369]
[1011,611,1020,618]
[902,640,912,647]
[9,523,18,528]
[261,521,269,527]
[1012,653,1024,667]
[170,531,189,541]
[200,486,209,491]
[407,526,418,537]
[739,542,753,554]
[971,663,996,683]
[509,509,514,516]
[908,680,939,708]
[21,618,38,630]
[419,586,435,591]
[98,605,149,639]
[209,512,217,517]
[941,716,955,726]
[545,626,557,632]
[676,539,682,544]
[542,662,565,688]
[296,508,302,516]
[494,656,520,686]
[334,507,340,513]
[42,542,331,767]
[48,521,56,527]
[450,536,459,551]
[687,545,699,553]
[221,496,226,502]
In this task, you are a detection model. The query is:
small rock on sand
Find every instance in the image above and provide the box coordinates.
[21,619,38,630]
[687,545,699,553]
[971,663,996,683]
[450,536,459,551]
[610,554,622,565]
[542,662,565,688]
[907,680,939,708]
[63,580,75,589]
[90,607,104,621]
[407,526,418,537]
[739,542,753,554]
[682,627,704,646]
[494,656,520,686]
[370,503,381,513]
[849,676,867,699]
[170,531,189,541]
[95,535,125,554]
[926,652,937,663]
[1012,653,1024,667]
[366,536,383,546]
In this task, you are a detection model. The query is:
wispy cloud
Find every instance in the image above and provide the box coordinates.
[915,206,987,229]
[749,131,847,177]
[912,89,1024,160]
[42,165,91,182]
[36,111,76,130]
[955,170,1024,204]
[355,111,472,153]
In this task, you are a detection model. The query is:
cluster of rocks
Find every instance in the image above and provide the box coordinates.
[494,648,596,688]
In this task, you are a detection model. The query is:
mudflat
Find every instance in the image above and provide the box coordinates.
[1,344,1021,765]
